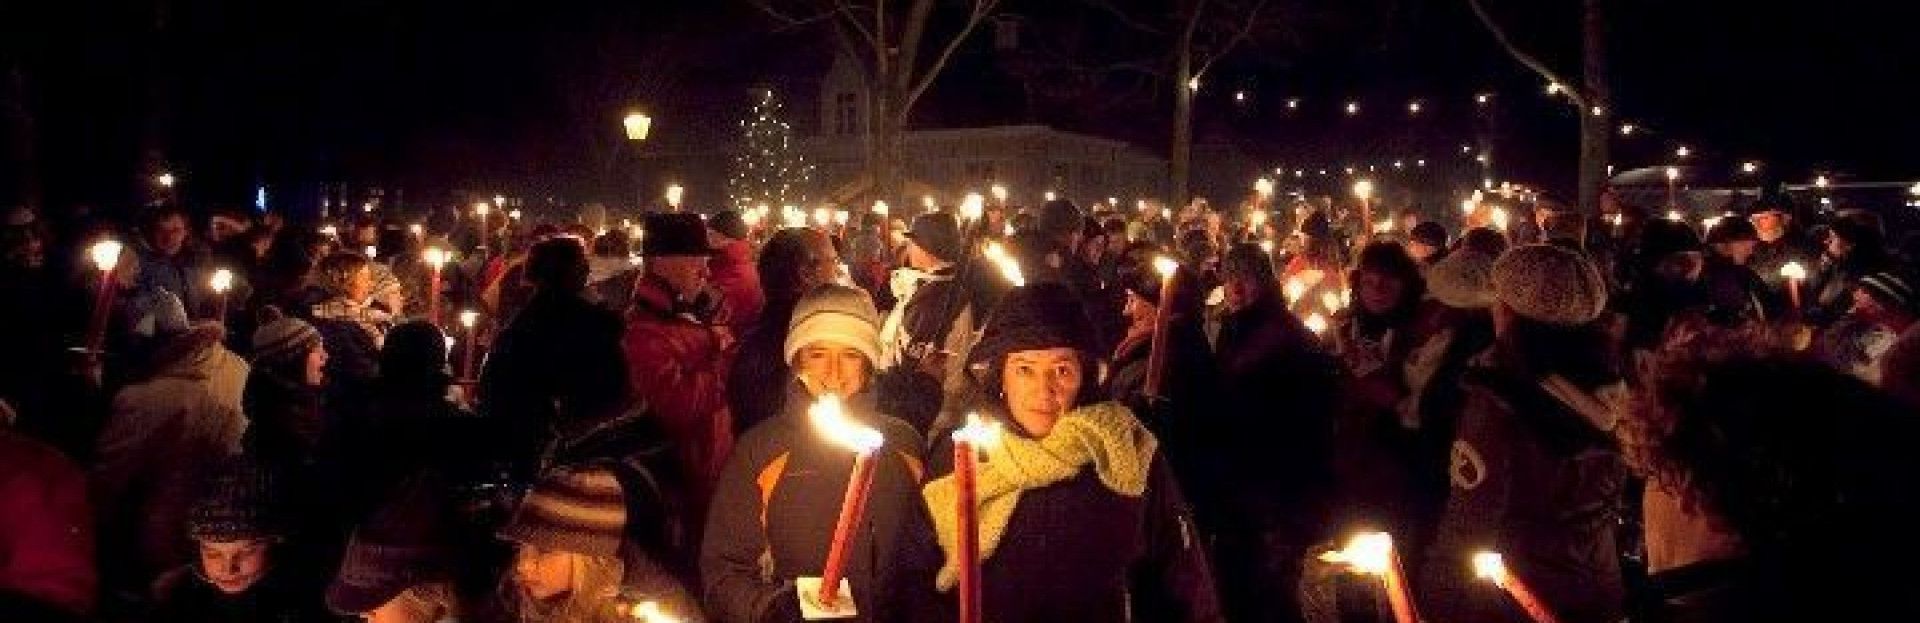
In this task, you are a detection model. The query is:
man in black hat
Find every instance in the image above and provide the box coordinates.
[875,212,974,431]
[623,213,733,530]
[1748,198,1816,292]
[1702,217,1773,324]
[1037,199,1118,355]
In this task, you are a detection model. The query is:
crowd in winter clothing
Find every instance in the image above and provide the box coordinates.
[0,188,1918,623]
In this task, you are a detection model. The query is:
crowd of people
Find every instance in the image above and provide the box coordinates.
[0,189,1917,623]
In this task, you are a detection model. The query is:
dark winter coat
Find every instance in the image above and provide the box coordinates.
[701,382,940,623]
[727,297,796,437]
[1698,255,1770,325]
[925,431,1222,623]
[481,288,630,471]
[1418,357,1628,623]
[1205,289,1341,534]
[1106,315,1217,492]
[242,367,324,466]
[148,565,336,623]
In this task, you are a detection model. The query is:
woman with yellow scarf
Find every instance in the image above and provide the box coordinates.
[922,283,1224,622]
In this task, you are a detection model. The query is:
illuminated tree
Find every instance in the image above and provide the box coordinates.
[728,87,814,209]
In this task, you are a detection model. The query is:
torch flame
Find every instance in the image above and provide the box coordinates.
[813,208,832,227]
[209,268,234,293]
[991,184,1009,203]
[1352,180,1375,201]
[1321,291,1345,313]
[1304,313,1330,335]
[1490,207,1511,232]
[872,201,889,216]
[810,394,883,453]
[1260,240,1276,255]
[983,243,1025,287]
[459,310,479,329]
[1254,177,1276,197]
[628,600,679,623]
[1319,531,1395,576]
[409,223,425,238]
[424,247,451,269]
[89,240,124,273]
[1249,210,1269,228]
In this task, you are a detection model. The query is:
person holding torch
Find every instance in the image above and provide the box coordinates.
[702,284,942,622]
[1418,244,1628,623]
[920,283,1220,622]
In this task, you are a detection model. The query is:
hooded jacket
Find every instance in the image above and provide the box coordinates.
[93,326,250,586]
[701,382,940,623]
[1418,354,1628,623]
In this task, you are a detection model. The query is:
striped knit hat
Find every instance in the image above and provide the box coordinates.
[252,306,322,367]
[500,467,626,558]
[1858,271,1919,314]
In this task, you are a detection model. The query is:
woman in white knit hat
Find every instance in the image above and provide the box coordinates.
[1417,243,1630,623]
[702,284,941,622]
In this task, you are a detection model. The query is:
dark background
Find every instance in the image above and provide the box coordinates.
[3,0,1915,217]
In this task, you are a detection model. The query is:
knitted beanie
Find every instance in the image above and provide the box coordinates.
[1858,271,1919,314]
[1428,248,1498,310]
[252,306,322,367]
[187,460,279,541]
[499,467,627,558]
[968,282,1096,369]
[1492,244,1609,326]
[783,284,882,365]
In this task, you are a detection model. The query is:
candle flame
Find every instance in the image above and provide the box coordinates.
[922,195,937,210]
[1304,312,1329,335]
[983,243,1025,287]
[1471,551,1509,586]
[424,246,451,269]
[209,268,234,293]
[1780,261,1807,281]
[1322,291,1347,314]
[961,194,986,221]
[1460,199,1477,216]
[89,240,123,273]
[1249,210,1269,228]
[1153,256,1179,280]
[871,200,889,216]
[1043,191,1058,202]
[1254,177,1275,197]
[1319,531,1395,576]
[1490,207,1511,232]
[1260,240,1276,255]
[952,412,1001,447]
[628,600,679,623]
[991,184,1008,203]
[409,223,425,238]
[834,210,850,226]
[810,394,883,453]
[665,184,684,206]
[1284,278,1307,306]
[459,310,479,329]
[475,202,490,217]
[1352,180,1375,200]
[813,208,831,227]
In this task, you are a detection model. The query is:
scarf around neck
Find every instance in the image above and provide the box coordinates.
[921,401,1157,590]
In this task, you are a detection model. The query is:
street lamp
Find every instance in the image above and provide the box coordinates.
[157,172,176,188]
[665,184,684,210]
[623,112,653,141]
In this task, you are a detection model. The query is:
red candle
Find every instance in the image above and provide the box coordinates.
[950,414,999,623]
[1474,552,1560,623]
[83,240,124,353]
[424,247,450,326]
[1144,256,1179,399]
[1320,532,1420,623]
[459,310,480,381]
[809,395,884,608]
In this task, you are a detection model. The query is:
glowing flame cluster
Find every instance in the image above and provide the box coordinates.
[960,193,986,222]
[87,240,123,273]
[1471,551,1510,587]
[459,310,480,329]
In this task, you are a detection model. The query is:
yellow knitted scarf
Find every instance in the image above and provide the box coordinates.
[921,401,1157,590]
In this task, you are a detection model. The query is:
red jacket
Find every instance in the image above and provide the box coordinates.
[624,275,736,506]
[708,239,764,332]
[0,431,95,615]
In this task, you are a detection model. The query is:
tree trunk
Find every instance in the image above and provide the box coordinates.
[1171,47,1194,209]
[869,86,904,210]
[1577,0,1611,213]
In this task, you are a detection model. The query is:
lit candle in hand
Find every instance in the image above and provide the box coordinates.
[1473,552,1560,623]
[811,394,884,609]
[951,414,1001,623]
[1319,532,1420,623]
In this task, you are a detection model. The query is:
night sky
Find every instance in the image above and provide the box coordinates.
[4,0,1915,215]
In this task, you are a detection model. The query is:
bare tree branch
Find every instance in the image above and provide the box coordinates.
[747,0,842,29]
[1194,0,1269,77]
[1074,0,1169,36]
[900,0,1001,116]
[1465,0,1587,109]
